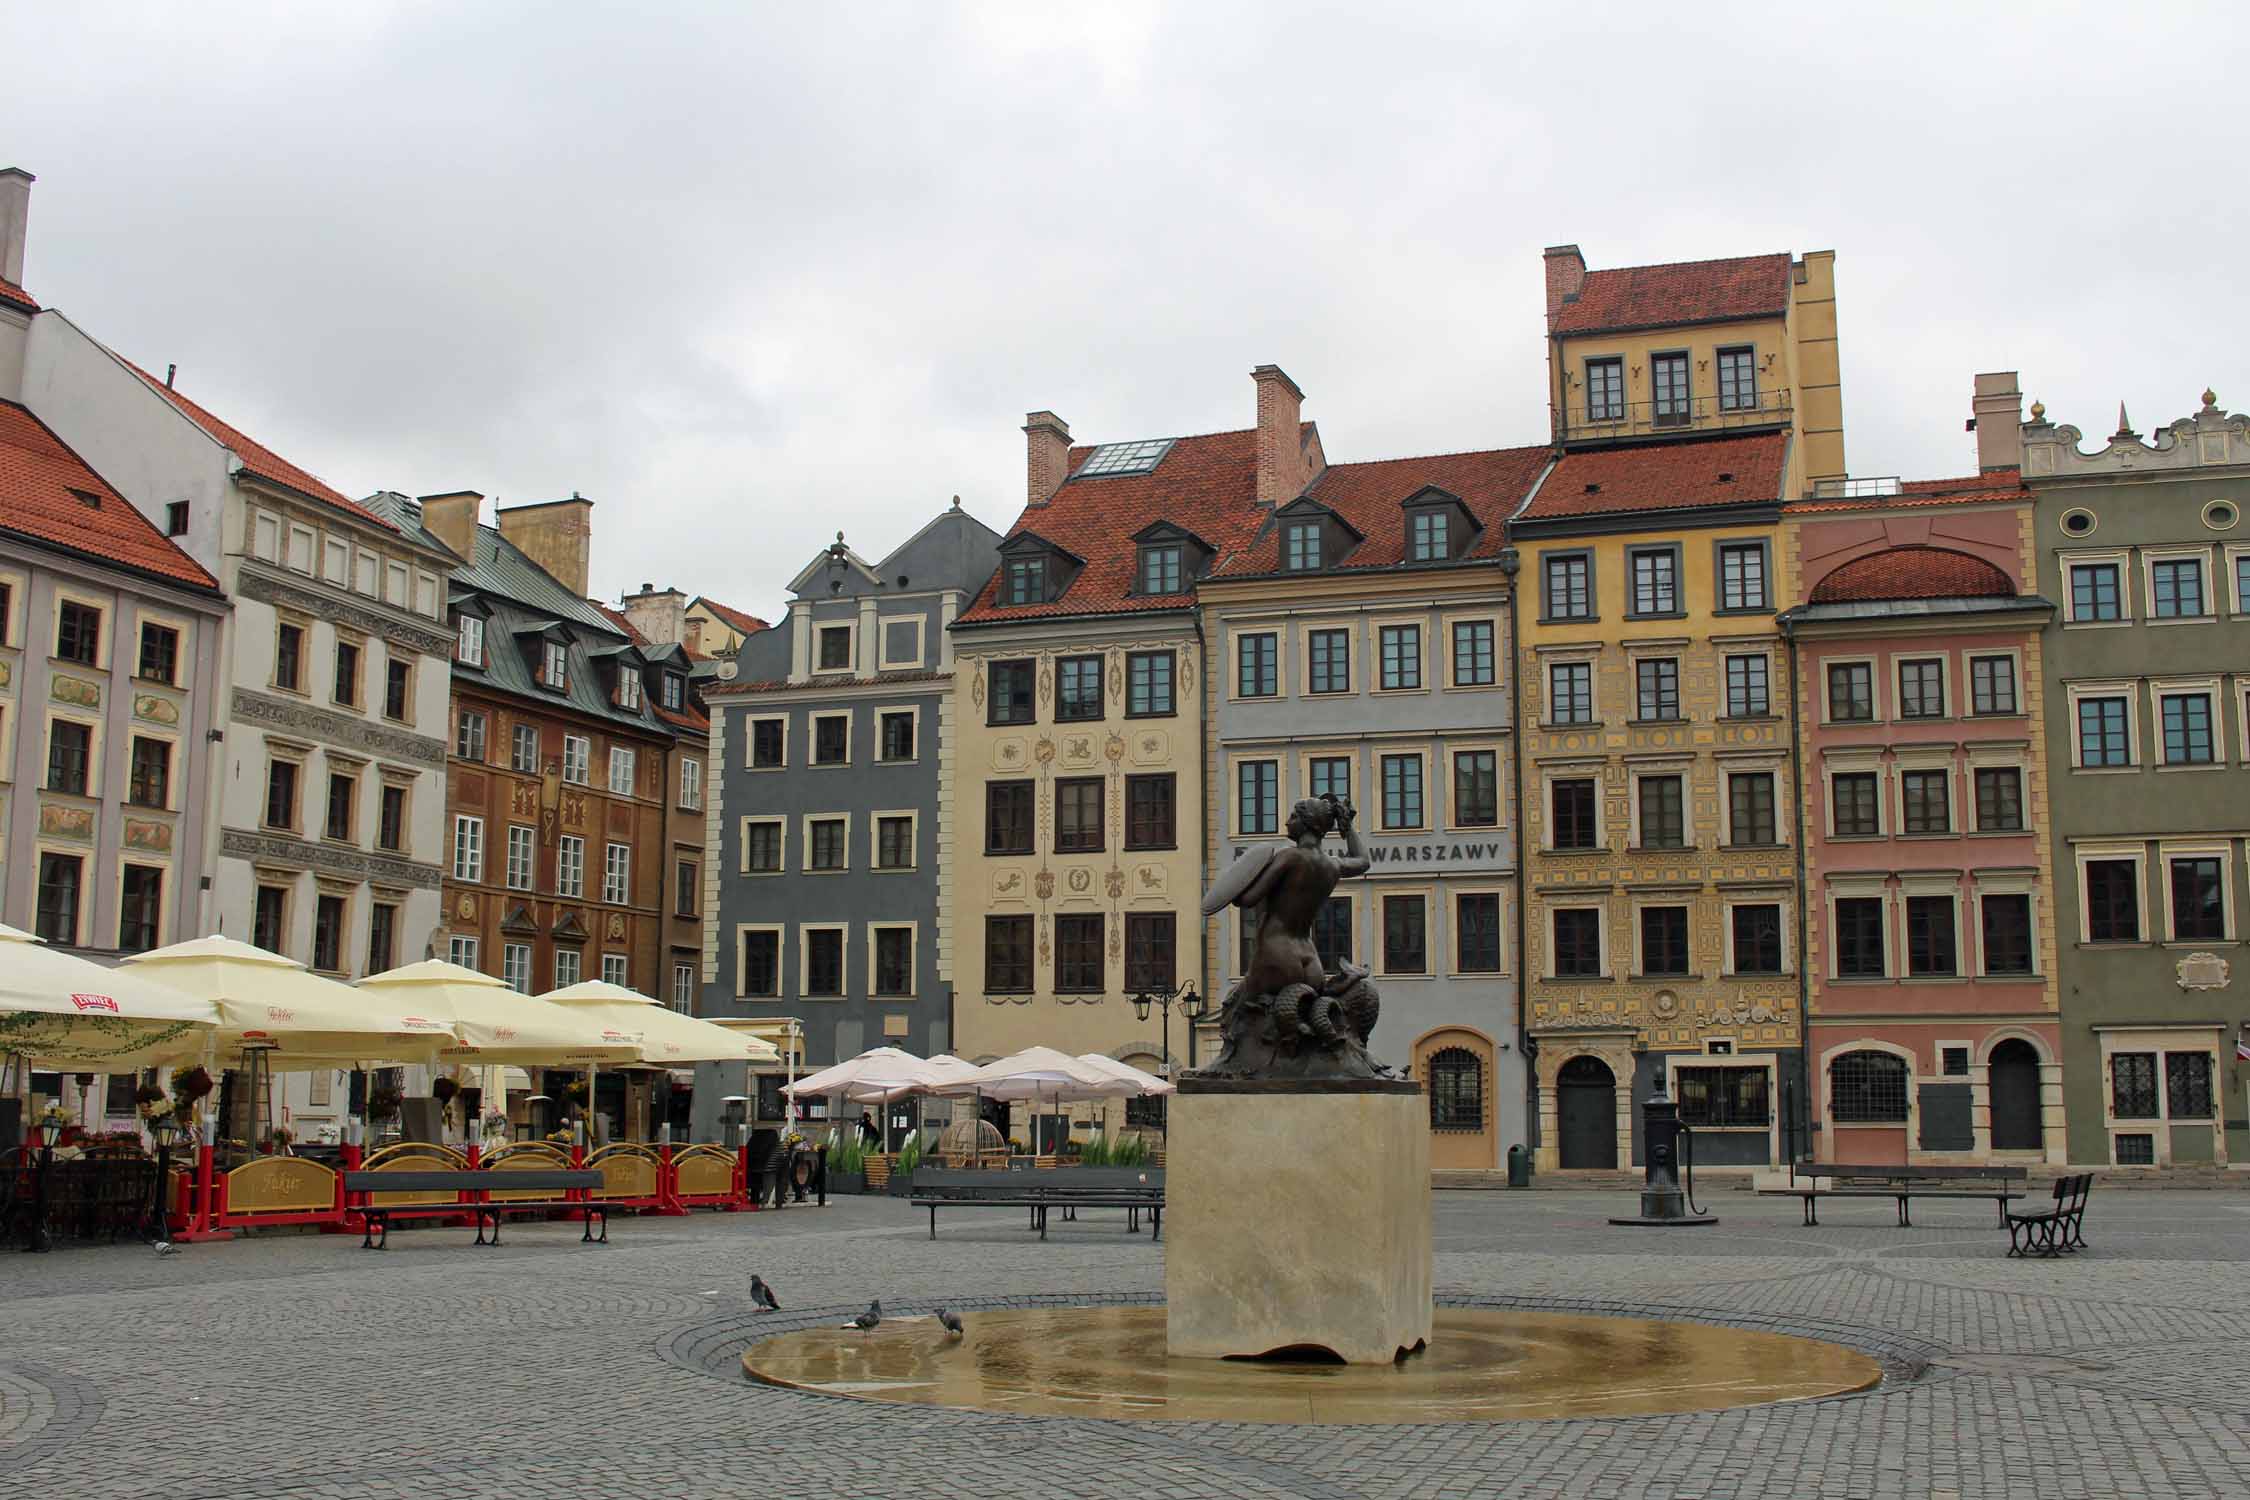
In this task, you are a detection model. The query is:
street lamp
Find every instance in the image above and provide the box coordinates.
[21,1104,67,1253]
[1130,982,1203,1079]
[145,1112,184,1243]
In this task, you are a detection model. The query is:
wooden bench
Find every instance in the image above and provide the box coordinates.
[910,1167,1164,1242]
[1761,1162,2028,1226]
[342,1169,606,1249]
[2006,1173,2093,1258]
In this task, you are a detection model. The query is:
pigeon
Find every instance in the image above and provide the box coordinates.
[751,1275,781,1312]
[937,1308,964,1339]
[154,1242,177,1257]
[845,1299,882,1330]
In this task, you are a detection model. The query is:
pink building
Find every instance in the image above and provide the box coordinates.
[1782,465,2066,1165]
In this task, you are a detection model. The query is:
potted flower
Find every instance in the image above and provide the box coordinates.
[134,1082,169,1118]
[170,1065,214,1123]
[824,1133,868,1194]
[367,1081,404,1126]
[431,1076,459,1116]
[261,1126,295,1156]
[480,1109,510,1144]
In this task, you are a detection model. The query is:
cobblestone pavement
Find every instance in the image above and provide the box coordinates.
[5,1186,2250,1498]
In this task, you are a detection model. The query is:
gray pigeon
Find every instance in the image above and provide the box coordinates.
[154,1241,177,1257]
[937,1308,964,1339]
[751,1275,780,1311]
[847,1299,881,1330]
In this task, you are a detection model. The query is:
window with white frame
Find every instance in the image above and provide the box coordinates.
[506,824,535,890]
[2158,688,2217,765]
[602,953,628,986]
[542,640,569,688]
[562,734,591,784]
[608,746,637,794]
[456,614,485,666]
[448,935,479,969]
[604,842,631,904]
[673,963,696,1012]
[453,816,484,882]
[2073,691,2134,767]
[1725,653,1769,717]
[1548,660,1593,724]
[679,757,703,810]
[2066,559,2125,622]
[1970,654,2018,715]
[1897,658,1946,719]
[502,943,532,994]
[617,667,643,711]
[554,948,582,987]
[558,835,585,897]
[2148,553,2209,618]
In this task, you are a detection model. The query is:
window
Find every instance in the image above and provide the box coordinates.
[1725,654,1769,717]
[1125,774,1176,850]
[1548,661,1592,724]
[986,782,1034,854]
[2085,859,2139,942]
[1651,351,1690,425]
[1382,895,1427,973]
[1413,1048,1486,1135]
[274,621,303,690]
[1728,772,1777,845]
[1057,656,1104,721]
[1057,777,1106,851]
[812,715,847,766]
[264,758,299,830]
[749,719,784,769]
[988,660,1035,724]
[1899,769,1949,834]
[804,929,843,995]
[608,746,638,793]
[505,824,534,890]
[455,709,486,761]
[1898,659,1945,719]
[1235,634,1278,698]
[1379,624,1422,690]
[1635,658,1680,721]
[1408,510,1449,562]
[135,622,179,684]
[1552,908,1603,977]
[562,734,590,784]
[117,734,168,808]
[1307,628,1350,694]
[325,772,357,842]
[447,934,478,970]
[817,626,853,671]
[453,815,484,882]
[542,640,569,689]
[456,615,485,666]
[1637,774,1685,848]
[1309,756,1351,805]
[1551,778,1598,849]
[1731,904,1783,975]
[1973,767,2023,831]
[1451,620,1495,687]
[1629,548,1678,616]
[164,499,189,536]
[1125,912,1176,993]
[119,865,163,953]
[1138,544,1182,595]
[1314,896,1353,971]
[2069,562,2122,622]
[1970,655,2017,715]
[604,841,631,904]
[600,953,628,987]
[2167,1053,2215,1118]
[673,962,695,1012]
[1678,1065,1768,1127]
[1127,651,1174,716]
[1830,1051,1908,1122]
[332,640,361,706]
[1055,914,1104,992]
[740,931,780,996]
[378,658,410,721]
[1453,893,1502,973]
[558,834,586,896]
[2151,557,2206,618]
[1380,754,1424,830]
[808,818,846,871]
[986,915,1034,992]
[1905,895,1957,976]
[662,673,684,711]
[876,815,915,870]
[679,757,702,811]
[249,882,288,954]
[1716,346,1757,411]
[56,600,101,665]
[1284,522,1322,571]
[310,894,346,974]
[1236,761,1279,836]
[1941,1046,1971,1076]
[1453,750,1498,827]
[741,822,779,875]
[2171,857,2225,940]
[2239,552,2250,612]
[2160,692,2215,764]
[1640,906,1690,976]
[1827,662,1874,722]
[2077,696,2131,767]
[367,902,397,974]
[874,928,913,997]
[1005,556,1045,606]
[378,784,406,852]
[1543,553,1593,620]
[2110,1053,2158,1119]
[616,667,642,711]
[1981,893,2033,974]
[1835,898,1886,977]
[1585,357,1624,421]
[1718,543,1768,611]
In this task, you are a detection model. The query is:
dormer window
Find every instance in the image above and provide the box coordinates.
[618,668,643,711]
[1409,511,1449,563]
[995,530,1083,608]
[1139,543,1183,595]
[457,615,485,667]
[662,673,684,711]
[542,640,568,688]
[1399,487,1477,565]
[1285,522,1322,572]
[1006,557,1046,605]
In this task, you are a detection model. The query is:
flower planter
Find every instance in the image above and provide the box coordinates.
[827,1170,866,1195]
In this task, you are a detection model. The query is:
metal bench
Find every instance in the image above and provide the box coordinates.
[2006,1173,2093,1258]
[342,1169,606,1249]
[1761,1162,2028,1226]
[909,1167,1164,1241]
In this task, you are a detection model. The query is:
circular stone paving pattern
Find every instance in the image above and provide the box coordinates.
[742,1305,1882,1423]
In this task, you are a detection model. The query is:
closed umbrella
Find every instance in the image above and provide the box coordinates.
[0,922,217,1070]
[122,936,455,1063]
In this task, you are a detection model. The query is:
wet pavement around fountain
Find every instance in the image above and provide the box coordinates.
[6,1186,2250,1498]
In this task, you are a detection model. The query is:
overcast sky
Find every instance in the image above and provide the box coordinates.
[6,4,2242,616]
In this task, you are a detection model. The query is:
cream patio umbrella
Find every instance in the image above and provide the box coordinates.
[121,936,456,1063]
[936,1046,1130,1156]
[783,1045,938,1101]
[1074,1053,1176,1097]
[538,981,779,1066]
[356,961,644,1064]
[0,922,218,1071]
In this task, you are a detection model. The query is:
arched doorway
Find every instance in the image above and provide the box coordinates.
[1988,1039,2043,1152]
[1556,1055,1618,1169]
[1416,1031,1496,1170]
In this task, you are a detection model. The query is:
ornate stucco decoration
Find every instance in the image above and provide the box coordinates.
[230,689,447,769]
[2022,390,2250,477]
[233,563,454,657]
[2176,952,2231,992]
[221,828,444,891]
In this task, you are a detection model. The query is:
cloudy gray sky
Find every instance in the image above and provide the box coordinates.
[6,3,2241,616]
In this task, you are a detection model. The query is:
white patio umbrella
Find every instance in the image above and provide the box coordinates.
[852,1052,982,1103]
[1074,1053,1177,1097]
[355,962,643,1065]
[0,922,218,1071]
[936,1047,1130,1156]
[122,936,456,1063]
[538,981,779,1066]
[783,1045,936,1100]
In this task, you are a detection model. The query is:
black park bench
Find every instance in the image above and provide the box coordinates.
[342,1169,607,1249]
[2005,1173,2094,1258]
[1762,1162,2028,1227]
[909,1167,1165,1242]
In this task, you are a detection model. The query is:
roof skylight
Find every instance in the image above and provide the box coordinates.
[1076,438,1174,478]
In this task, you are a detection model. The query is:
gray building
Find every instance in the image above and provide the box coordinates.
[2026,392,2250,1168]
[696,501,1001,1134]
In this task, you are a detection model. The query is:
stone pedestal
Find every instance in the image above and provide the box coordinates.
[1165,1080,1432,1365]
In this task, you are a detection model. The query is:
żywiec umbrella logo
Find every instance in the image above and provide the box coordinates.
[70,993,120,1013]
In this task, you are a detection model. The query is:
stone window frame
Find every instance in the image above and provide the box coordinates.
[1444,740,1505,832]
[1820,652,1882,725]
[261,742,308,834]
[2155,838,2235,944]
[126,726,181,813]
[114,859,171,955]
[1375,887,1435,979]
[2140,545,2216,624]
[877,615,925,672]
[134,609,190,689]
[1969,874,2042,979]
[1629,892,1699,981]
[871,809,920,873]
[1891,751,1957,837]
[2073,841,2149,947]
[1300,622,1353,697]
[812,621,857,675]
[2149,677,2226,770]
[1230,628,1282,701]
[1721,646,1774,719]
[1538,642,1602,727]
[1370,613,1429,696]
[1625,758,1696,852]
[322,758,365,845]
[1893,652,1951,721]
[2093,1025,2225,1164]
[1450,886,1508,976]
[744,713,788,771]
[873,705,920,765]
[1963,744,2029,835]
[1897,875,1965,980]
[867,921,917,999]
[1377,747,1431,834]
[1232,755,1283,839]
[1966,647,2024,718]
[51,587,109,670]
[1825,875,1893,981]
[1718,751,1791,850]
[1720,891,1792,978]
[1298,745,1357,809]
[809,710,852,768]
[1624,542,1685,620]
[1823,750,1887,840]
[801,812,853,874]
[1544,898,1609,980]
[1712,537,1774,615]
[738,816,787,877]
[2059,548,2133,627]
[800,922,848,999]
[1538,547,1597,624]
[1443,611,1502,691]
[1539,762,1607,853]
[2063,681,2141,771]
[2225,542,2250,618]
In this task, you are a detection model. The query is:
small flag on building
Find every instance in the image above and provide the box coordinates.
[2236,1030,2250,1063]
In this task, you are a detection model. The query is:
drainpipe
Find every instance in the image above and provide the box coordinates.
[1499,547,1531,1151]
[1779,610,1809,1165]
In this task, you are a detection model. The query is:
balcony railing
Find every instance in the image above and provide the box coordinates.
[1555,387,1793,444]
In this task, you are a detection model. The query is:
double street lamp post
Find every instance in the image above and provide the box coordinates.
[1130,982,1206,1129]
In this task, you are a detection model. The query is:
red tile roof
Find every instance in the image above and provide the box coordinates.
[1809,546,2017,604]
[0,400,219,591]
[1552,253,1793,335]
[1788,470,2028,514]
[0,276,36,314]
[1519,432,1788,522]
[695,598,770,638]
[120,360,393,531]
[1211,445,1550,577]
[590,600,711,732]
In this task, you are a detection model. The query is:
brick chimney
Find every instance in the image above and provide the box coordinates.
[416,490,481,561]
[497,494,593,597]
[0,168,30,288]
[1543,244,1587,332]
[1972,371,2024,473]
[1024,411,1073,505]
[1252,364,1309,507]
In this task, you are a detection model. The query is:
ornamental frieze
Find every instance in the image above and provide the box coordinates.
[133,693,181,725]
[123,818,173,853]
[38,802,95,841]
[229,688,446,769]
[220,828,444,891]
[51,675,101,709]
[232,564,453,657]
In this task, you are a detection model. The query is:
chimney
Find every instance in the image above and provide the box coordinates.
[1252,364,1309,506]
[1971,372,2024,473]
[1024,411,1072,505]
[0,168,30,288]
[417,490,482,561]
[497,494,594,597]
[684,617,706,655]
[620,583,688,645]
[1543,243,1587,331]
